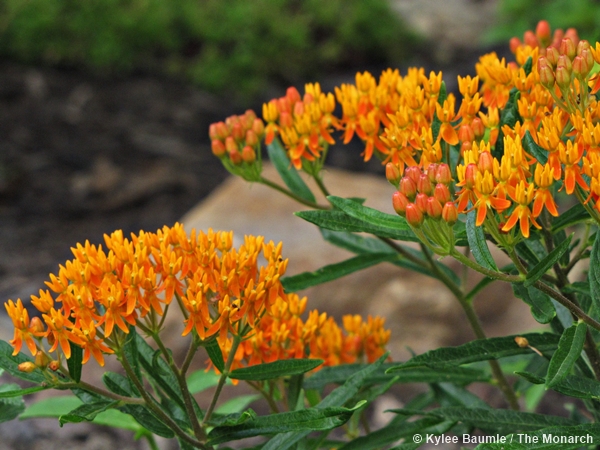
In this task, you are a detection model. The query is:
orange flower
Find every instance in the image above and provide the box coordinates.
[502,181,541,238]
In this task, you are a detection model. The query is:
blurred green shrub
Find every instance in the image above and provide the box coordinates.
[0,0,418,100]
[485,0,600,44]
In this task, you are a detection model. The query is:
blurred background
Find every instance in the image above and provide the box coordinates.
[1,0,600,448]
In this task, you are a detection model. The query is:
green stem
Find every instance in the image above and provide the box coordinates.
[313,173,330,198]
[420,245,520,410]
[144,434,160,450]
[259,176,329,210]
[246,380,280,413]
[60,380,146,405]
[451,249,523,282]
[203,334,243,425]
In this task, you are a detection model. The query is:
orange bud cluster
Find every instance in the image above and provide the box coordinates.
[5,224,389,371]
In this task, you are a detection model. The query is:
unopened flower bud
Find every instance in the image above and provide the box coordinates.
[464,164,478,190]
[48,360,60,371]
[279,111,293,128]
[426,164,438,183]
[536,20,551,47]
[286,86,301,104]
[524,30,538,48]
[404,166,421,184]
[557,54,572,72]
[386,163,401,187]
[211,139,226,157]
[293,101,304,117]
[442,202,458,225]
[232,121,245,142]
[405,203,424,227]
[415,193,428,214]
[229,149,242,165]
[241,146,256,163]
[245,129,258,147]
[18,362,36,373]
[35,350,50,369]
[209,123,219,141]
[573,55,591,78]
[458,124,474,143]
[515,336,529,348]
[509,37,522,54]
[434,183,451,204]
[399,176,417,199]
[471,118,485,140]
[478,152,494,174]
[417,174,433,196]
[243,109,257,128]
[435,163,453,185]
[252,118,265,138]
[392,191,410,216]
[461,141,472,153]
[545,46,560,68]
[225,136,238,154]
[215,121,229,140]
[580,46,595,71]
[537,57,555,88]
[565,28,579,47]
[426,197,443,219]
[560,37,577,60]
[555,64,571,89]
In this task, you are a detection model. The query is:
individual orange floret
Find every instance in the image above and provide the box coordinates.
[502,181,541,238]
[532,163,559,217]
[435,95,460,145]
[5,299,44,356]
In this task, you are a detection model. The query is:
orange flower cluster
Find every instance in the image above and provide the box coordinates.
[4,224,389,370]
[210,20,600,239]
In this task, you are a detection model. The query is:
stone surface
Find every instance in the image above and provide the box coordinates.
[180,164,540,362]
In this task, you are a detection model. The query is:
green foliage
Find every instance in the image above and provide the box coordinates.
[0,0,418,100]
[486,0,600,44]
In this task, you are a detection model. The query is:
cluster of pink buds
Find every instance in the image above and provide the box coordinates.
[390,163,458,228]
[210,110,265,165]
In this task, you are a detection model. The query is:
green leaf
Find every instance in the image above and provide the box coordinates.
[523,130,548,165]
[523,55,533,76]
[433,382,490,409]
[67,344,83,383]
[187,370,226,394]
[546,322,587,388]
[205,338,225,373]
[590,232,600,313]
[0,385,49,398]
[122,327,142,382]
[267,138,316,203]
[0,384,25,423]
[59,400,119,426]
[208,402,364,445]
[512,283,556,324]
[230,359,324,381]
[281,253,398,292]
[474,423,600,449]
[466,209,498,272]
[263,355,387,450]
[295,210,418,241]
[0,339,45,383]
[551,203,589,232]
[524,234,572,287]
[516,371,600,400]
[215,394,260,415]
[397,406,576,432]
[391,333,560,370]
[327,196,412,232]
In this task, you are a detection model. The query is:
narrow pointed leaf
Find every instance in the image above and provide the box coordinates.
[67,343,83,383]
[524,234,572,287]
[281,253,398,292]
[466,210,497,272]
[0,339,45,383]
[295,210,418,241]
[523,130,548,165]
[474,423,600,449]
[390,333,560,370]
[267,138,315,203]
[208,402,364,445]
[591,232,600,312]
[0,384,25,423]
[512,283,555,324]
[122,327,141,381]
[517,371,600,400]
[205,338,225,373]
[546,322,587,388]
[327,196,411,231]
[59,400,118,426]
[0,385,49,398]
[230,359,323,381]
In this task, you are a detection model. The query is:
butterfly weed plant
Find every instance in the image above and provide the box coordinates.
[3,20,600,449]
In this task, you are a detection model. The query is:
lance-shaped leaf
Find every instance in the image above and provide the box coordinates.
[205,338,225,373]
[512,283,555,324]
[327,196,411,231]
[517,371,600,400]
[0,384,25,423]
[230,359,323,381]
[591,232,600,313]
[267,138,315,203]
[546,322,587,388]
[0,385,49,398]
[524,234,572,287]
[0,339,45,383]
[281,253,398,292]
[295,210,418,242]
[208,401,365,445]
[67,343,83,383]
[474,423,600,449]
[466,209,497,272]
[390,333,560,370]
[59,400,119,426]
[393,406,576,432]
[523,130,548,165]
